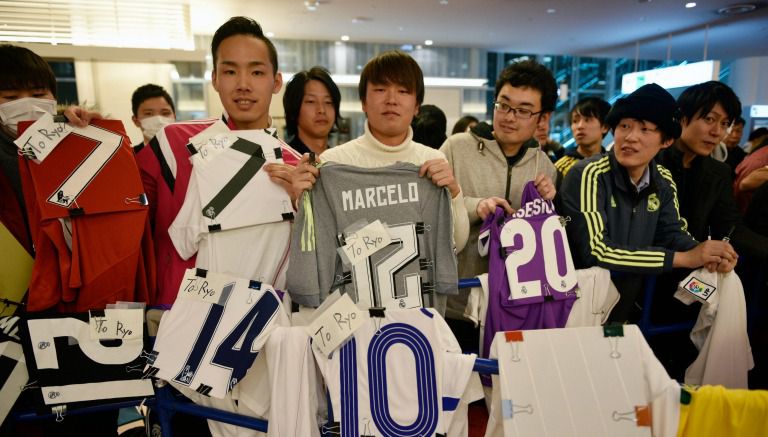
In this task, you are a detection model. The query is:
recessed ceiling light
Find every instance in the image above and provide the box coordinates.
[340,35,350,41]
[351,16,372,24]
[439,0,448,4]
[717,3,758,15]
[685,2,696,8]
[424,39,433,46]
[304,1,319,11]
[265,32,275,37]
[547,8,556,13]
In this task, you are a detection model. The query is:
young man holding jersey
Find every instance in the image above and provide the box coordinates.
[291,50,470,315]
[558,83,737,322]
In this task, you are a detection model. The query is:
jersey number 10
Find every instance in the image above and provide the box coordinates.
[338,323,438,437]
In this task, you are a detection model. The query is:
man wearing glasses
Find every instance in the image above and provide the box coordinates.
[439,59,558,319]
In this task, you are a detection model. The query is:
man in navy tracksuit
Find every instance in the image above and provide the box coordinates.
[557,83,737,322]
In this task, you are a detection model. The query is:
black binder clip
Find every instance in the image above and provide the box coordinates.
[248,280,262,290]
[208,224,222,233]
[680,388,692,405]
[89,309,106,318]
[603,323,624,359]
[369,307,386,318]
[68,207,85,217]
[195,268,208,278]
[603,323,624,337]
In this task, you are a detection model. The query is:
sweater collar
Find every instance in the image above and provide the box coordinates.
[363,122,413,153]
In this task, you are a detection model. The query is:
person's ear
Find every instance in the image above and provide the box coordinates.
[272,71,283,94]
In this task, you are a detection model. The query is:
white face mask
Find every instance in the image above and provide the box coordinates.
[139,115,174,140]
[0,97,57,136]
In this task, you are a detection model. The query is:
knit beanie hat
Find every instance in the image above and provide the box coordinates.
[605,83,682,139]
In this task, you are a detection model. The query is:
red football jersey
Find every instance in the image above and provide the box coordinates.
[18,119,156,311]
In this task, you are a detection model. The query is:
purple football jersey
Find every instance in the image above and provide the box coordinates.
[479,181,578,369]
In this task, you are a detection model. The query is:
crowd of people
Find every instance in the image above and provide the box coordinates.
[2,13,767,436]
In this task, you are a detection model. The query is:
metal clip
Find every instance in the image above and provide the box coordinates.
[20,380,38,392]
[608,337,622,359]
[612,410,636,422]
[126,363,145,373]
[125,193,149,206]
[52,405,67,423]
[612,405,651,426]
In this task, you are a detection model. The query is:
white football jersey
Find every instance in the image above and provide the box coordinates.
[0,316,28,423]
[169,131,293,286]
[237,326,324,437]
[149,268,289,399]
[22,312,154,406]
[485,325,680,437]
[314,308,480,437]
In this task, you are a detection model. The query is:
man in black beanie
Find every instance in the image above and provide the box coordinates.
[557,83,737,322]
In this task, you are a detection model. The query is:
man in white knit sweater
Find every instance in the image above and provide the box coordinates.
[291,50,469,314]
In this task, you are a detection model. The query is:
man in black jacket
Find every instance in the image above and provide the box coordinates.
[558,83,737,322]
[655,81,768,263]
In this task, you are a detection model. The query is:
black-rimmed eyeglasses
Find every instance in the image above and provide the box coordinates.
[493,101,542,119]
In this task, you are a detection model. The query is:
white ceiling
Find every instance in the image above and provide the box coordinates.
[188,0,768,62]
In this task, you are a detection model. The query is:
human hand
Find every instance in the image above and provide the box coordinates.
[419,158,460,198]
[63,106,102,127]
[476,197,514,221]
[533,173,556,200]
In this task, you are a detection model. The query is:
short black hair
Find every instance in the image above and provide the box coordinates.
[451,115,479,135]
[677,80,741,124]
[412,104,447,149]
[570,97,611,126]
[749,127,768,142]
[495,60,557,113]
[359,51,424,105]
[131,84,175,117]
[283,67,342,137]
[211,17,278,74]
[0,44,57,98]
[733,116,745,127]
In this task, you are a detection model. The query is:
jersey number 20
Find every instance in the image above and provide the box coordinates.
[500,215,577,301]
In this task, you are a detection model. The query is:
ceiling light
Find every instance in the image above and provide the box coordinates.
[424,39,433,46]
[304,1,319,11]
[439,0,448,4]
[685,2,696,8]
[547,8,556,13]
[717,3,758,15]
[265,32,275,37]
[340,35,350,41]
[351,16,372,24]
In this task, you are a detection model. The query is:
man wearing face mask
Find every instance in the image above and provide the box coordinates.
[130,84,176,153]
[1,45,102,244]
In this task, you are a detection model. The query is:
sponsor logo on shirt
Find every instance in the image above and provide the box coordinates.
[683,277,716,301]
[647,193,660,212]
